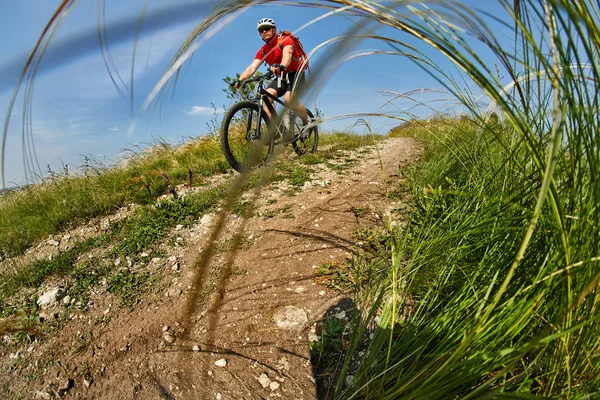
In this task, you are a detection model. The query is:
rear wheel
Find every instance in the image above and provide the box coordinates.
[220,101,274,173]
[292,109,318,156]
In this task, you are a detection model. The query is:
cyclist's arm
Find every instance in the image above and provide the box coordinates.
[238,59,263,82]
[280,45,294,70]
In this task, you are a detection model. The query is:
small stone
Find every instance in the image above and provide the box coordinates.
[192,345,201,352]
[176,224,184,231]
[215,359,227,367]
[269,381,280,391]
[216,394,222,400]
[336,311,346,320]
[62,295,71,305]
[200,214,213,225]
[277,357,290,372]
[162,325,169,332]
[58,378,74,393]
[258,372,271,388]
[35,391,52,399]
[83,378,92,388]
[345,375,354,386]
[48,239,60,246]
[37,287,65,308]
[171,261,180,272]
[166,288,183,297]
[163,332,176,344]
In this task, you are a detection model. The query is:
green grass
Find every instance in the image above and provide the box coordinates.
[325,113,600,398]
[0,137,228,259]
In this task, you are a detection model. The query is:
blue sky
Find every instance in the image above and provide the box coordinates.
[0,0,513,186]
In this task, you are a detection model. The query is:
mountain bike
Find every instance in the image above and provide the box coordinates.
[219,71,319,173]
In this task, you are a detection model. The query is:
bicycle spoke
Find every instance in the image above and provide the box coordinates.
[220,101,273,172]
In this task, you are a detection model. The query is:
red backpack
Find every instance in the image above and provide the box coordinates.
[263,30,309,72]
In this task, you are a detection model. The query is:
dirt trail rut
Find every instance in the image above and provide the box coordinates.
[1,137,420,400]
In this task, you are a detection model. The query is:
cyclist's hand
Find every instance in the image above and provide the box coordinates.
[270,64,286,75]
[230,80,241,89]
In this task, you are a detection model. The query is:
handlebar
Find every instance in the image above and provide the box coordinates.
[240,70,274,88]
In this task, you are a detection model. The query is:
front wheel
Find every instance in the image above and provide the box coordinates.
[220,101,274,173]
[292,109,318,156]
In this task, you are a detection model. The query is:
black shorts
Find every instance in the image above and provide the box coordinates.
[267,71,306,97]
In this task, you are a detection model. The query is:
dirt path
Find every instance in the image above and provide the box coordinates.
[1,137,420,399]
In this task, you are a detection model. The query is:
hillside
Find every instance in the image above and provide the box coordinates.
[0,136,421,399]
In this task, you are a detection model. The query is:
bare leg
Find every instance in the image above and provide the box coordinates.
[284,91,308,124]
[263,88,278,119]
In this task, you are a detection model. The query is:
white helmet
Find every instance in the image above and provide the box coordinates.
[257,18,276,31]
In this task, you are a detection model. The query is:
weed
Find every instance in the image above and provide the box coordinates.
[107,269,158,309]
[232,200,252,217]
[261,204,293,219]
[315,262,353,292]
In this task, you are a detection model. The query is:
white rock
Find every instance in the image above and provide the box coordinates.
[336,311,346,320]
[37,287,65,308]
[175,224,184,231]
[345,375,354,386]
[193,345,201,352]
[273,306,308,330]
[47,239,60,246]
[171,261,180,272]
[269,381,280,391]
[35,390,52,399]
[216,394,222,400]
[200,214,213,225]
[258,372,271,388]
[62,295,71,305]
[163,332,176,344]
[215,359,227,367]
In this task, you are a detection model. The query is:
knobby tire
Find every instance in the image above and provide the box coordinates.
[219,101,274,173]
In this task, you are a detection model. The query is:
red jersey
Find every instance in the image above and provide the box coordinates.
[255,33,305,72]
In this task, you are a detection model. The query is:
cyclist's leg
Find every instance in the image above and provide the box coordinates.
[283,72,309,124]
[262,87,278,119]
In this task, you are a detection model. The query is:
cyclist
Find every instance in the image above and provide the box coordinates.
[231,18,312,140]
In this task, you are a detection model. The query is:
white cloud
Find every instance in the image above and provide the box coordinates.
[109,126,120,132]
[185,105,223,116]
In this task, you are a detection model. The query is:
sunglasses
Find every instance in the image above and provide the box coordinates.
[258,27,273,33]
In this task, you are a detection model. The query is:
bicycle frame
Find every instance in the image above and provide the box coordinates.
[241,73,291,143]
